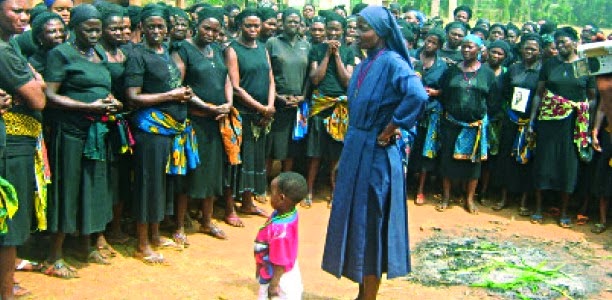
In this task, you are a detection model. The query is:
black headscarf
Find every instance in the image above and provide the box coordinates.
[445,21,467,34]
[94,2,124,27]
[140,4,167,24]
[554,26,578,41]
[31,12,64,45]
[310,16,325,26]
[281,8,300,22]
[520,33,542,48]
[70,4,102,29]
[196,7,225,27]
[235,8,259,26]
[453,5,472,19]
[322,11,346,28]
[488,39,511,56]
[471,27,489,40]
[257,7,276,22]
[426,27,447,45]
[352,3,368,15]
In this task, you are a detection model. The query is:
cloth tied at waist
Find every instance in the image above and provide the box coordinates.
[310,91,348,142]
[508,109,535,164]
[0,176,18,235]
[4,112,48,230]
[293,101,309,141]
[445,113,489,162]
[135,108,200,175]
[85,113,136,159]
[219,107,243,165]
[422,101,441,158]
[538,90,590,161]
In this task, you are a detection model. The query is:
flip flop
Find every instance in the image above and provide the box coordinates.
[576,214,589,225]
[42,259,79,279]
[300,194,313,208]
[88,250,111,265]
[13,283,30,297]
[15,259,42,272]
[435,199,450,212]
[415,193,425,206]
[199,224,227,240]
[530,214,543,224]
[173,232,191,248]
[153,237,182,251]
[134,252,169,265]
[466,202,479,215]
[97,243,118,257]
[224,212,244,227]
[591,223,607,234]
[518,207,531,217]
[559,217,573,228]
[239,206,269,218]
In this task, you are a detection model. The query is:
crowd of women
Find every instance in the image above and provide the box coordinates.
[0,0,609,298]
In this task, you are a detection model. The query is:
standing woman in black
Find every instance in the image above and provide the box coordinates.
[125,4,194,264]
[0,0,44,296]
[225,8,275,217]
[45,4,121,275]
[173,7,235,239]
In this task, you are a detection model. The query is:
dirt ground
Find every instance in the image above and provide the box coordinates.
[13,185,612,300]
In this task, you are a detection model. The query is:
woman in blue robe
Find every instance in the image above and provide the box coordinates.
[321,6,427,300]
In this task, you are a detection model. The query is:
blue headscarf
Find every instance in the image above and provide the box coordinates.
[462,34,484,47]
[359,6,412,67]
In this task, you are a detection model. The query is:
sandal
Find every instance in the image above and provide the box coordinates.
[466,202,479,215]
[559,217,573,228]
[199,224,227,240]
[88,250,111,265]
[13,283,31,297]
[435,199,450,212]
[42,259,79,279]
[224,212,244,227]
[15,259,42,272]
[492,200,506,211]
[97,243,118,257]
[415,193,425,206]
[173,232,191,248]
[153,237,182,251]
[576,214,589,225]
[518,207,531,217]
[478,192,488,206]
[530,214,543,224]
[591,223,607,234]
[134,251,168,265]
[301,193,313,208]
[239,206,269,218]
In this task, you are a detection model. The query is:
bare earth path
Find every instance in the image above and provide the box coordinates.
[14,190,611,300]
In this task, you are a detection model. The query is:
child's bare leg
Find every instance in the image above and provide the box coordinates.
[0,246,16,300]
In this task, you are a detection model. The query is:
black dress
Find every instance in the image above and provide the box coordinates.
[124,44,186,223]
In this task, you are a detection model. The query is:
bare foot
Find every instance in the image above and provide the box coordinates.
[225,212,244,227]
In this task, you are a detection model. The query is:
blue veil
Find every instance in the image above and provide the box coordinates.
[359,6,412,68]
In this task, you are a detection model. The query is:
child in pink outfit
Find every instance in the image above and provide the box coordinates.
[254,172,307,299]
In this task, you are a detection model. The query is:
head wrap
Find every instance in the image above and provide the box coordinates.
[488,39,510,55]
[506,22,520,35]
[167,6,189,22]
[554,26,578,41]
[31,12,64,45]
[310,16,325,26]
[224,4,240,14]
[520,32,542,48]
[332,5,346,16]
[426,27,446,45]
[471,26,489,40]
[94,2,123,26]
[322,11,345,28]
[140,4,167,24]
[352,3,368,15]
[539,19,556,35]
[475,18,490,28]
[44,0,57,8]
[126,6,142,30]
[396,19,415,43]
[462,34,484,47]
[489,23,507,36]
[445,21,467,34]
[197,7,225,27]
[69,4,101,29]
[453,5,472,19]
[30,3,48,24]
[359,6,412,66]
[188,3,211,14]
[389,3,401,12]
[409,10,425,27]
[257,7,276,22]
[281,8,301,22]
[541,34,554,46]
[235,8,259,26]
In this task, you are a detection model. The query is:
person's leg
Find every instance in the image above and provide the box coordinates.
[479,168,490,206]
[95,233,117,259]
[306,157,320,197]
[48,232,65,263]
[173,193,190,247]
[466,179,479,214]
[362,275,381,300]
[329,159,339,205]
[107,201,128,243]
[0,246,16,300]
[599,197,608,225]
[559,192,572,227]
[223,187,243,227]
[200,197,226,239]
[436,177,452,211]
[531,189,544,223]
[493,188,508,211]
[281,158,293,172]
[415,171,427,205]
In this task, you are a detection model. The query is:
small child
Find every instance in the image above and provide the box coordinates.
[254,172,307,300]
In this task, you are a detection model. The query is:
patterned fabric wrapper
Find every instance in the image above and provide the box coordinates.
[538,90,591,162]
[487,114,503,156]
[508,109,534,164]
[445,113,489,162]
[310,91,349,142]
[220,107,243,165]
[0,176,18,234]
[293,101,309,141]
[4,112,48,230]
[134,108,200,175]
[422,101,442,158]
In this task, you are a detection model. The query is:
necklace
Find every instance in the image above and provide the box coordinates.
[196,43,216,68]
[353,47,386,98]
[462,61,480,88]
[71,42,95,58]
[259,207,296,230]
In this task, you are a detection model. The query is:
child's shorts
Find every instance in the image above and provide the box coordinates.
[258,261,303,300]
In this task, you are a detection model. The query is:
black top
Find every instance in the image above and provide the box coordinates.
[266,34,310,96]
[124,43,187,121]
[504,61,542,118]
[177,42,228,105]
[228,40,271,113]
[539,57,595,101]
[100,49,126,101]
[438,47,463,66]
[440,64,496,122]
[308,43,355,97]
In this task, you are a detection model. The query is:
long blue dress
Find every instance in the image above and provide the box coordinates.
[321,49,427,283]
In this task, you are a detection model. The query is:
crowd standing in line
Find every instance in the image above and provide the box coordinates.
[0,1,610,299]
